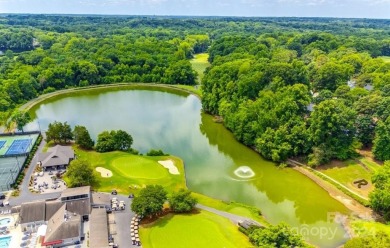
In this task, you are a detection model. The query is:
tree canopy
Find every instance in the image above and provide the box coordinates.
[73,125,94,150]
[64,159,98,188]
[131,185,167,218]
[1,15,390,165]
[11,110,31,133]
[248,223,308,248]
[369,161,390,220]
[46,121,73,144]
[169,189,197,213]
[95,130,133,153]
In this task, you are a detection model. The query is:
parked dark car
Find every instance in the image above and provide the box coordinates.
[128,193,134,198]
[0,193,5,200]
[111,190,117,195]
[108,234,114,242]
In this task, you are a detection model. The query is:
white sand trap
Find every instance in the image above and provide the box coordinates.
[96,167,113,178]
[158,160,180,175]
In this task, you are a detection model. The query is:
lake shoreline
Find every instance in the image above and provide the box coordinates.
[19,83,358,246]
[19,83,371,216]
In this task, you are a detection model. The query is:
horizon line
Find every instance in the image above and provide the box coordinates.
[0,13,389,20]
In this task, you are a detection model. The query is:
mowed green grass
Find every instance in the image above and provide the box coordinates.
[140,211,253,248]
[379,56,390,63]
[74,147,186,194]
[190,53,210,83]
[352,220,390,237]
[111,156,168,179]
[318,159,381,198]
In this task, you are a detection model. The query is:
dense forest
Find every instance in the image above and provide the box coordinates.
[0,15,390,166]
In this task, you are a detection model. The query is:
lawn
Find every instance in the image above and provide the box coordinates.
[111,156,168,179]
[379,56,390,63]
[175,85,202,97]
[140,210,253,248]
[318,159,379,198]
[190,53,210,83]
[74,147,186,194]
[193,193,268,226]
[351,220,390,237]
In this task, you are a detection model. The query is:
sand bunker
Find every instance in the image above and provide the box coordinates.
[158,160,179,175]
[96,167,113,178]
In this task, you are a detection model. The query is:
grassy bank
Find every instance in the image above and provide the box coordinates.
[140,210,253,248]
[379,56,390,63]
[351,220,390,237]
[22,83,201,114]
[318,159,378,198]
[193,193,268,226]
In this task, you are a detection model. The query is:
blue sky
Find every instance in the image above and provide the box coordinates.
[0,0,389,19]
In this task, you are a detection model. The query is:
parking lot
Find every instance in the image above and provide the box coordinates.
[31,170,67,194]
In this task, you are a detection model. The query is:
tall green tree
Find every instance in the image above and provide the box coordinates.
[372,117,390,161]
[113,130,133,151]
[95,130,133,152]
[131,185,167,218]
[248,223,308,248]
[164,60,197,85]
[11,110,31,133]
[308,99,357,166]
[73,125,94,150]
[46,121,73,144]
[169,189,197,213]
[65,159,97,188]
[313,61,354,91]
[370,161,390,220]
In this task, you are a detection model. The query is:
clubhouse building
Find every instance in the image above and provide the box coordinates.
[37,145,75,171]
[16,186,111,247]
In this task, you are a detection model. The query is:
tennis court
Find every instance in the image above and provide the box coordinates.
[0,133,39,156]
[5,139,32,155]
[0,156,26,191]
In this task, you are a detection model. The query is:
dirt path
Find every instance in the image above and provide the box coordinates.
[293,166,374,220]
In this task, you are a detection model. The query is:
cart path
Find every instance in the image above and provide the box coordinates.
[196,203,264,226]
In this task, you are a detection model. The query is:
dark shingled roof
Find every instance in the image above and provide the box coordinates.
[90,208,109,248]
[44,204,81,244]
[91,192,111,206]
[20,201,46,224]
[38,145,74,168]
[45,201,65,221]
[65,199,91,216]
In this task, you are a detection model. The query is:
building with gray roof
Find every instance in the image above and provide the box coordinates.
[38,145,75,171]
[90,208,109,248]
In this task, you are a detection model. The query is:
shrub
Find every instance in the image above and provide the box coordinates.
[146,149,168,156]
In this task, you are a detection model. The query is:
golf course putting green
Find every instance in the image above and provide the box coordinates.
[111,156,169,179]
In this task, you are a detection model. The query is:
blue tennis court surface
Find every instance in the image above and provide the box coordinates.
[0,141,5,150]
[5,139,32,155]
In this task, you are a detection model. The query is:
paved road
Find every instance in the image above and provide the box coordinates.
[9,134,61,206]
[112,194,141,248]
[196,203,264,226]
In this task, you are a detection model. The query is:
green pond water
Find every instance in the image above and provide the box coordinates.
[26,86,350,247]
